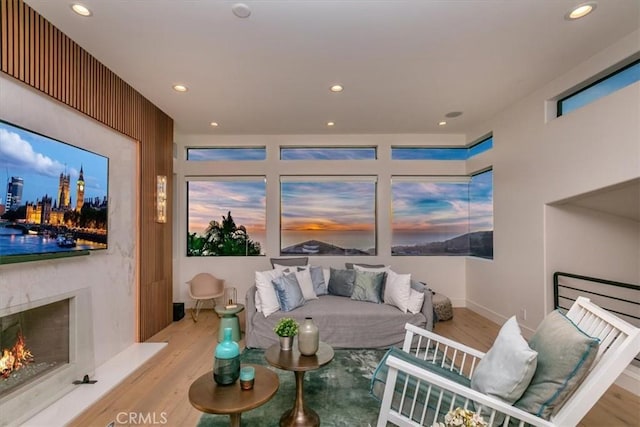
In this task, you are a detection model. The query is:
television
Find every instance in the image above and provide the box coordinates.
[0,119,108,263]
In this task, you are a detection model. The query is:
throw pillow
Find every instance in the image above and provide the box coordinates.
[255,269,285,317]
[471,316,538,404]
[328,268,356,297]
[269,257,309,268]
[514,310,600,420]
[406,288,425,314]
[271,272,306,312]
[383,270,411,313]
[309,266,328,296]
[345,262,387,270]
[295,268,317,300]
[351,270,386,303]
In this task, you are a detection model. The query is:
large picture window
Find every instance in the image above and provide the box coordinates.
[187,178,266,256]
[391,171,493,257]
[280,177,376,255]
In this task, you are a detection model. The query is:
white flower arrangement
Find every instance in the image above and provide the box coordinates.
[432,407,488,427]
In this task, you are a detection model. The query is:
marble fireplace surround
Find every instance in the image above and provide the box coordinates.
[0,288,94,426]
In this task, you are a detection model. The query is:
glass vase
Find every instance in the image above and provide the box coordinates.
[213,327,240,385]
[297,317,319,356]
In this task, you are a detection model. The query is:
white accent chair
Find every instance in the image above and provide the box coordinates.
[186,273,225,322]
[376,297,640,427]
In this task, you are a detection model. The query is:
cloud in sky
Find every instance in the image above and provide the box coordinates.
[188,180,266,234]
[281,181,376,231]
[0,127,66,179]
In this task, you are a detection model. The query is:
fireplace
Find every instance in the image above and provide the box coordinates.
[0,289,94,426]
[0,299,70,397]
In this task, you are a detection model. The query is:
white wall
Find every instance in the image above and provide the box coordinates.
[466,30,640,334]
[0,75,138,366]
[173,134,470,307]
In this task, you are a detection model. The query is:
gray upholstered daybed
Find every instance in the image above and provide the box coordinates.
[244,280,434,349]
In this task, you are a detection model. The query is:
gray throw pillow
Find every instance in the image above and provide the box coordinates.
[328,268,356,297]
[514,310,600,420]
[351,270,386,304]
[269,257,309,268]
[271,272,305,312]
[471,316,537,404]
[309,266,328,296]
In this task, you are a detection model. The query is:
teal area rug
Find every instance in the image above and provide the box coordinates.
[197,348,387,427]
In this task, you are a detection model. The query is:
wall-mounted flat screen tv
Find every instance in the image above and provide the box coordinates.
[0,120,108,261]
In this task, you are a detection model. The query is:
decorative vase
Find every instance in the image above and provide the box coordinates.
[297,317,319,356]
[213,327,240,385]
[279,335,294,351]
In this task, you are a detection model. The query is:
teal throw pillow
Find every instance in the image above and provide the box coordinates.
[514,310,599,419]
[328,268,356,297]
[351,270,386,303]
[271,272,305,312]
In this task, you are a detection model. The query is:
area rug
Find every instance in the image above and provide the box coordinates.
[197,348,387,427]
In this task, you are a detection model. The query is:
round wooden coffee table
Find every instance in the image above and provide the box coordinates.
[265,341,334,427]
[188,364,279,427]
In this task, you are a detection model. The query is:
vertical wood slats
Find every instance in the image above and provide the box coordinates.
[0,0,173,341]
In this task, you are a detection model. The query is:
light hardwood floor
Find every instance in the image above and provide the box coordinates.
[69,308,639,427]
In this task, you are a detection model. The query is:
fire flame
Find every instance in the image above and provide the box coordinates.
[0,332,34,378]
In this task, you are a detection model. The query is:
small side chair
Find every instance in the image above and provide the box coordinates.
[186,273,225,322]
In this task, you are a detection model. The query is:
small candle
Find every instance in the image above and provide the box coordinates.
[240,366,255,390]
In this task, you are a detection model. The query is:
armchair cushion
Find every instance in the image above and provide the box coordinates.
[471,316,537,403]
[514,310,600,419]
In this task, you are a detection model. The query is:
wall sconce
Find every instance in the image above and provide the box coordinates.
[156,175,167,223]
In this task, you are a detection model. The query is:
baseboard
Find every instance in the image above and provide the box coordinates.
[465,299,639,396]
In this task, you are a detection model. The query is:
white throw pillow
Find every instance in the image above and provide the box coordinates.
[406,288,424,314]
[353,265,391,272]
[384,270,411,313]
[471,316,538,404]
[255,269,287,317]
[295,268,317,300]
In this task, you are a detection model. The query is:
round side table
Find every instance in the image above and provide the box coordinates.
[215,303,245,342]
[188,364,279,427]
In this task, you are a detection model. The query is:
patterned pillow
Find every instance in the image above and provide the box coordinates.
[514,310,599,419]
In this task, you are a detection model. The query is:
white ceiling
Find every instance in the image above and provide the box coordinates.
[24,1,640,135]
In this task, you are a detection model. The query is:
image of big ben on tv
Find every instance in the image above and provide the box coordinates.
[0,119,109,258]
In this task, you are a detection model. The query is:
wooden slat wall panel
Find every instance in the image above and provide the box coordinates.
[0,0,173,341]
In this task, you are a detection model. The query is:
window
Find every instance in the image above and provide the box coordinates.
[186,178,266,256]
[280,177,376,255]
[187,147,266,161]
[280,147,376,160]
[392,136,492,160]
[391,171,493,258]
[558,59,640,116]
[469,169,493,259]
[391,177,470,255]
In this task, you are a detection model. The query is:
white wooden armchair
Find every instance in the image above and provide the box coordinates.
[376,297,640,427]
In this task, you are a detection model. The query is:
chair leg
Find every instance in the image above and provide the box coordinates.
[191,300,201,322]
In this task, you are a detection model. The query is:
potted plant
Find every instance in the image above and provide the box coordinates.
[274,317,298,351]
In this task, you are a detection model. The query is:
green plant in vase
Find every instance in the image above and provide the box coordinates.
[274,317,298,351]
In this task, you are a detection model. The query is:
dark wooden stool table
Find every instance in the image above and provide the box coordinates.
[188,364,279,427]
[264,341,334,427]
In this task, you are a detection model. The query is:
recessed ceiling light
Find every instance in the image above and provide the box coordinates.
[565,2,597,20]
[438,121,447,126]
[210,122,219,127]
[329,85,344,93]
[71,3,92,17]
[327,121,335,127]
[445,111,463,118]
[232,3,251,18]
[172,84,188,92]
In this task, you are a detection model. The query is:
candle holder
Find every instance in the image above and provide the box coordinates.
[240,366,255,390]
